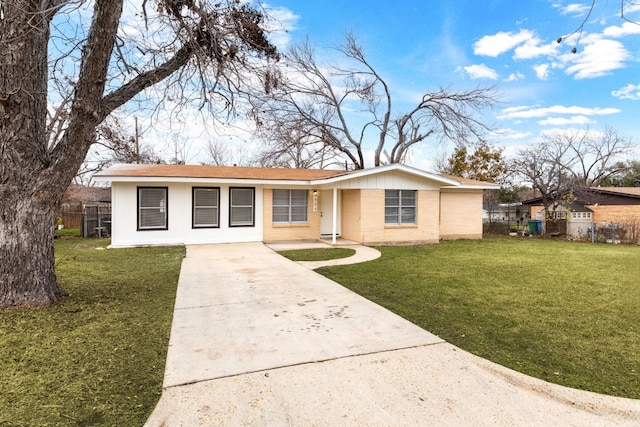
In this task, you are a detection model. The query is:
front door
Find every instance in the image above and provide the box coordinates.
[320,189,340,236]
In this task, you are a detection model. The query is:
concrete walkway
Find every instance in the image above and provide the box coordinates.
[145,243,640,426]
[266,240,382,269]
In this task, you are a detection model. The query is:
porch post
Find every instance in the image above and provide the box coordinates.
[332,187,338,244]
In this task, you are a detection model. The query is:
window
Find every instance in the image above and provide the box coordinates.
[572,212,592,220]
[385,190,416,224]
[193,187,220,228]
[230,187,255,227]
[272,189,308,223]
[138,187,167,230]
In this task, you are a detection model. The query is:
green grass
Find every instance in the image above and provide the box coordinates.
[0,238,184,427]
[316,237,640,399]
[278,247,356,262]
[55,228,81,238]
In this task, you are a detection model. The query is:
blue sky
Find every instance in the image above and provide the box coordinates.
[69,1,639,171]
[261,0,640,167]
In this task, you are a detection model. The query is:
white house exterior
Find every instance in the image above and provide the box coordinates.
[95,163,498,248]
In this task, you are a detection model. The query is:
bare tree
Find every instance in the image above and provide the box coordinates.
[250,34,497,170]
[0,0,278,308]
[74,118,165,185]
[201,139,253,166]
[512,127,634,212]
[253,118,340,168]
[202,140,233,166]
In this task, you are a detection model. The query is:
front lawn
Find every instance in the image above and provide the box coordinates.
[316,237,640,399]
[278,247,356,261]
[0,238,184,426]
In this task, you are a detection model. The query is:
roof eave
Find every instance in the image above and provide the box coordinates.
[94,175,321,186]
[443,183,500,190]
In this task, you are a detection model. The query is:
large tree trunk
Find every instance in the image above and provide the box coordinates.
[0,1,66,308]
[0,0,275,309]
[0,195,66,308]
[0,0,123,309]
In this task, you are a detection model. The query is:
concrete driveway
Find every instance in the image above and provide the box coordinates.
[145,242,640,426]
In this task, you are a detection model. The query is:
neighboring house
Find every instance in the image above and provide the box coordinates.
[483,202,531,223]
[94,163,498,248]
[522,187,640,241]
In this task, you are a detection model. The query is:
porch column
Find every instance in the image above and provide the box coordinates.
[332,187,338,244]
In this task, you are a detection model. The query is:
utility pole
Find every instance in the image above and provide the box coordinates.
[134,116,140,163]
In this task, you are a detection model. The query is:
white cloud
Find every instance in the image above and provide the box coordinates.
[559,3,591,15]
[602,21,640,38]
[533,63,550,80]
[505,72,525,82]
[462,64,499,80]
[612,83,640,100]
[473,29,555,60]
[624,4,640,14]
[537,115,594,126]
[540,127,605,139]
[498,105,621,120]
[473,29,533,57]
[513,37,557,59]
[563,38,629,79]
[264,5,299,49]
[492,128,532,139]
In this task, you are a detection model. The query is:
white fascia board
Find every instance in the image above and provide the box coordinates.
[442,183,501,190]
[94,163,463,187]
[94,175,317,186]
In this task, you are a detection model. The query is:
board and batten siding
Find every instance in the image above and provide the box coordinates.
[322,170,442,191]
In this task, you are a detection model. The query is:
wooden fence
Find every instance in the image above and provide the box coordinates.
[57,202,111,237]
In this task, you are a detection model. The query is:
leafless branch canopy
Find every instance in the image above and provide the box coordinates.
[250,33,497,169]
[20,0,279,188]
[511,127,634,209]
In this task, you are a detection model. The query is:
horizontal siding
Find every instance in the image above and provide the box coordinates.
[588,205,640,223]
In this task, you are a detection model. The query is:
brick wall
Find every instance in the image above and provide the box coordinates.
[347,189,440,244]
[262,189,322,242]
[439,190,484,240]
[340,189,362,242]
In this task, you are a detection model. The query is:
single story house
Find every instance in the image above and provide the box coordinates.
[94,163,498,248]
[522,187,640,241]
